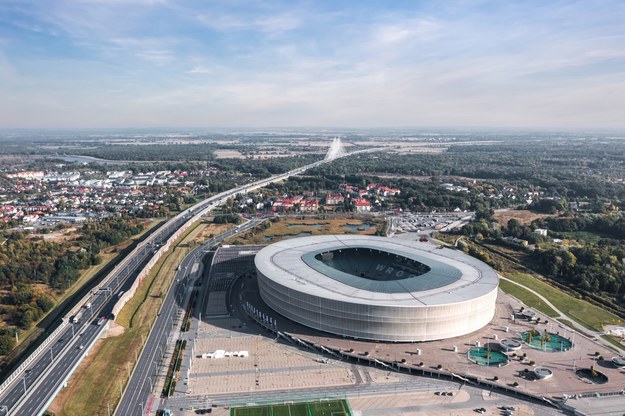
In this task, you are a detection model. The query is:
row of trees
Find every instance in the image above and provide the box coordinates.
[461,211,625,306]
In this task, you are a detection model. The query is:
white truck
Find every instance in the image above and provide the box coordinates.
[70,310,84,324]
[70,302,92,324]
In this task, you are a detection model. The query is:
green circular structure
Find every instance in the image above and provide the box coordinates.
[521,330,572,352]
[467,348,509,367]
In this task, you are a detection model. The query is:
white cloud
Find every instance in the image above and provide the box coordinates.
[197,11,302,36]
[186,66,211,74]
[372,18,440,46]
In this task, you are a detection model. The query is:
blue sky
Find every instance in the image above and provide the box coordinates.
[0,0,624,129]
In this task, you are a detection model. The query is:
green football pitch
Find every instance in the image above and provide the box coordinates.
[230,399,351,416]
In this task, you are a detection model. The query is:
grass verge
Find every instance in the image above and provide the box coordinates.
[505,273,622,332]
[49,221,201,415]
[601,335,625,352]
[498,279,559,318]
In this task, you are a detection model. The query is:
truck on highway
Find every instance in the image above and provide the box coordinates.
[97,316,107,326]
[70,310,84,324]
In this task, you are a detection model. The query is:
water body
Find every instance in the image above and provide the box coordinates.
[344,223,373,232]
[57,155,126,165]
[287,223,324,229]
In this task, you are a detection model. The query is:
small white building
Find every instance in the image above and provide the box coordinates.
[534,228,548,236]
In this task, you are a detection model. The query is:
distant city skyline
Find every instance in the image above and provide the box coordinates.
[1,0,624,130]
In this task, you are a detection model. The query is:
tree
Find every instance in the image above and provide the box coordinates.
[507,218,521,236]
[0,331,16,355]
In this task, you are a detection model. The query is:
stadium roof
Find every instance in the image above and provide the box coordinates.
[255,235,499,307]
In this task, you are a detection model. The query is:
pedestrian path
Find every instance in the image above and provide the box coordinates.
[499,275,625,355]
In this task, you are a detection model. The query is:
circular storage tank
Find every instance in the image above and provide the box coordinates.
[255,235,499,342]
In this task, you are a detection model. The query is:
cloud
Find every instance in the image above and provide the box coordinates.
[372,17,440,46]
[186,66,211,74]
[1,1,624,129]
[197,11,302,36]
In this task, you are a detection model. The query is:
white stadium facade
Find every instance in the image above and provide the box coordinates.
[254,235,499,342]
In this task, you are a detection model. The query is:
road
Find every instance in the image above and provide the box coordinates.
[499,275,625,355]
[162,377,564,416]
[114,219,264,416]
[0,146,378,416]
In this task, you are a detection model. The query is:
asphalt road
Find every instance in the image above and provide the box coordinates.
[0,148,375,416]
[0,231,166,416]
[163,379,565,416]
[115,219,265,416]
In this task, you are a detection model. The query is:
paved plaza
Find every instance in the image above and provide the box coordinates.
[155,245,625,416]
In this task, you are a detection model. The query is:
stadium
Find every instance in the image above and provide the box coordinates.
[254,235,499,342]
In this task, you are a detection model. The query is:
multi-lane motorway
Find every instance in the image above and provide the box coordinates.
[115,218,264,416]
[0,147,368,416]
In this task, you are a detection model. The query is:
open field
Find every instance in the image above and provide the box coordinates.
[214,150,244,159]
[492,209,552,226]
[49,220,197,415]
[231,399,351,416]
[504,273,622,331]
[227,217,382,245]
[180,219,234,247]
[498,279,559,317]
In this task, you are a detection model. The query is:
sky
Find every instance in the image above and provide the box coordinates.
[0,0,624,130]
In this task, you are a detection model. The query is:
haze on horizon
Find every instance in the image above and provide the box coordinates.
[0,0,624,130]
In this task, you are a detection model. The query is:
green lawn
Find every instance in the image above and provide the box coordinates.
[498,279,559,318]
[231,399,351,416]
[504,273,623,331]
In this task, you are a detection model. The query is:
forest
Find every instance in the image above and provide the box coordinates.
[0,218,144,347]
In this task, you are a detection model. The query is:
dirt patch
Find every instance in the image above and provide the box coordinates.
[214,150,244,159]
[227,217,382,245]
[493,209,552,226]
[101,321,126,338]
[191,222,234,244]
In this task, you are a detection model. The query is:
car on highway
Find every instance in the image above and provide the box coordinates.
[78,345,84,350]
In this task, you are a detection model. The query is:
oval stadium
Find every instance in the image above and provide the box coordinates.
[254,235,499,342]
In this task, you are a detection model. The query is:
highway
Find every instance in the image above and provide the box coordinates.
[114,219,264,416]
[0,146,369,416]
